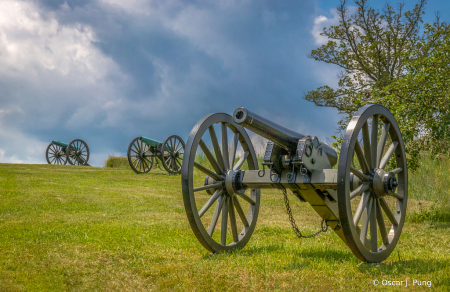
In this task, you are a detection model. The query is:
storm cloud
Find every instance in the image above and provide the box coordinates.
[1,0,446,165]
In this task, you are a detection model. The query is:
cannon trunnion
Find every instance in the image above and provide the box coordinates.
[181,104,407,263]
[127,135,185,175]
[46,139,90,166]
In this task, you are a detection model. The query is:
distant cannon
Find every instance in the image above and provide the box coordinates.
[127,135,185,174]
[181,104,407,263]
[46,139,90,166]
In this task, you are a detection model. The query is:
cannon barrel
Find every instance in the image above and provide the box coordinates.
[232,107,337,167]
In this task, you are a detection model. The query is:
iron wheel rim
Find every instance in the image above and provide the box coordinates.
[181,113,260,252]
[127,137,154,174]
[337,104,408,262]
[161,135,185,174]
[46,142,67,165]
[66,139,90,166]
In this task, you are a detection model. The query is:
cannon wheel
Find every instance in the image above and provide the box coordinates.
[66,139,90,166]
[181,113,260,252]
[45,142,68,165]
[127,137,154,174]
[161,135,185,174]
[337,104,408,262]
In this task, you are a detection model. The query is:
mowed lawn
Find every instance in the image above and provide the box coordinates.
[0,163,449,291]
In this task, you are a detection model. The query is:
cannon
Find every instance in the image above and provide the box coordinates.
[127,135,185,174]
[46,139,90,166]
[181,104,407,263]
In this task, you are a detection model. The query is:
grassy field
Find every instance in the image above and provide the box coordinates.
[0,159,449,291]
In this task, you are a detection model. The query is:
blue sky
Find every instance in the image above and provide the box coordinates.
[0,0,449,166]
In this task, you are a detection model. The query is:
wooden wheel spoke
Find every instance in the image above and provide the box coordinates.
[354,140,370,174]
[379,197,398,226]
[236,192,255,205]
[198,189,223,218]
[391,167,403,174]
[170,138,175,152]
[362,121,373,170]
[193,182,223,192]
[233,151,249,170]
[370,197,378,252]
[376,199,389,246]
[351,166,370,182]
[229,132,239,169]
[136,140,142,153]
[221,123,230,170]
[371,115,378,169]
[350,183,369,200]
[142,157,149,170]
[353,191,369,225]
[208,126,225,171]
[175,145,183,152]
[199,139,224,175]
[132,158,140,167]
[233,197,249,227]
[379,141,398,169]
[377,122,390,168]
[221,197,229,245]
[389,192,403,200]
[229,197,239,242]
[360,196,373,243]
[208,195,224,236]
[194,162,221,181]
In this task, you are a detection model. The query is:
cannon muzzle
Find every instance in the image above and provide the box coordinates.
[233,107,337,167]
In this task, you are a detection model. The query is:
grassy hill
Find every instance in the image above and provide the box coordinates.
[0,161,449,291]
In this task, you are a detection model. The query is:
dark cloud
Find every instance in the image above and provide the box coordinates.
[9,0,449,165]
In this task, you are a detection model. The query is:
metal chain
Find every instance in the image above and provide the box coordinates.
[282,188,341,238]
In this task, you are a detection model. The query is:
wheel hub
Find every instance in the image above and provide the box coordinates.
[204,175,218,195]
[370,168,398,198]
[224,170,245,197]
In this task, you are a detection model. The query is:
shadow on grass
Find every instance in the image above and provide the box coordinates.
[284,247,356,270]
[200,243,286,260]
[200,243,355,263]
[358,258,450,275]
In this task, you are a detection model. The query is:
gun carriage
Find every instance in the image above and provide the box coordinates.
[181,104,407,263]
[127,135,185,175]
[46,139,90,166]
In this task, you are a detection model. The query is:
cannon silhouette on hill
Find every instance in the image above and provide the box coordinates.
[127,135,185,175]
[46,139,90,166]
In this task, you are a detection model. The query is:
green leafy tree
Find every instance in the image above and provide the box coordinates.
[371,21,450,169]
[305,0,450,169]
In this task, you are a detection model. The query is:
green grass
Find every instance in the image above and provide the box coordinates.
[0,162,449,291]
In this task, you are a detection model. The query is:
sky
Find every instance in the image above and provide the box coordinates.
[0,0,449,166]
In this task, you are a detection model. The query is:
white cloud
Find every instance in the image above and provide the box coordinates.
[0,0,342,166]
[311,9,340,45]
[0,128,48,164]
[0,0,129,163]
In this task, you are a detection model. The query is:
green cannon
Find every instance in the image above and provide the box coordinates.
[46,139,90,166]
[127,135,185,174]
[181,104,407,263]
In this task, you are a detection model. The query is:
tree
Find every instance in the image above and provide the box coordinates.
[371,21,450,169]
[305,0,450,169]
